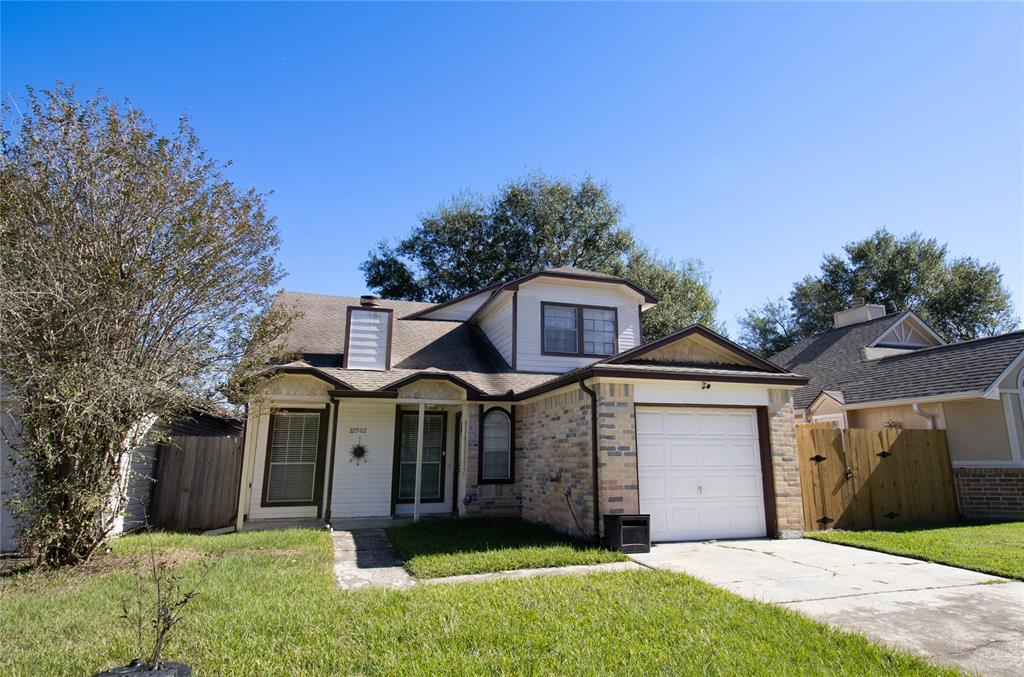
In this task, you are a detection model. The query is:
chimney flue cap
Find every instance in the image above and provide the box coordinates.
[360,294,381,307]
[852,297,866,307]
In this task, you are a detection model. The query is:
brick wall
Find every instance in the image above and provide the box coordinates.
[768,389,804,538]
[954,467,1024,519]
[461,405,521,518]
[595,383,639,521]
[518,388,596,538]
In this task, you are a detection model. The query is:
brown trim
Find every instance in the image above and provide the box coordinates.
[260,406,330,512]
[331,390,398,399]
[756,406,779,538]
[452,411,462,513]
[511,291,518,370]
[380,372,483,400]
[603,324,787,373]
[579,380,600,539]
[389,404,401,514]
[400,282,506,320]
[478,406,515,484]
[634,402,765,409]
[323,398,341,522]
[506,270,657,303]
[393,410,448,504]
[271,366,354,389]
[540,302,619,358]
[342,306,394,370]
[403,270,657,322]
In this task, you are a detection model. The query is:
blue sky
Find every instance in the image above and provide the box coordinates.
[3,2,1022,334]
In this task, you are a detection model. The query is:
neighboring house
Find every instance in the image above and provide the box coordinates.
[236,267,810,542]
[771,301,1024,519]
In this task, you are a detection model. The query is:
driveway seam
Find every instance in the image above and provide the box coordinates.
[776,580,1010,605]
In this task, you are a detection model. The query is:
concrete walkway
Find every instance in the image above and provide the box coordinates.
[631,538,1024,677]
[421,560,642,586]
[332,528,414,590]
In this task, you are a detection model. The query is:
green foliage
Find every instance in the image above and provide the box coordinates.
[0,530,953,675]
[384,517,625,578]
[0,85,292,566]
[361,173,719,341]
[740,229,1018,356]
[808,521,1024,580]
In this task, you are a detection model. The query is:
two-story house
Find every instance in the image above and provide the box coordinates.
[235,268,809,542]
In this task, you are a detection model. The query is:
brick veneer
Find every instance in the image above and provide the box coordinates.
[461,405,521,517]
[954,467,1024,519]
[518,388,596,537]
[767,389,804,538]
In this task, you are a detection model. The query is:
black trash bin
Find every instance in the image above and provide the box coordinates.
[603,514,650,554]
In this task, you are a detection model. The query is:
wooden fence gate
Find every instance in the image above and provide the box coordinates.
[797,426,959,531]
[150,435,243,531]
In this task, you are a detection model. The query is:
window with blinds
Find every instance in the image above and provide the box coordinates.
[543,303,617,356]
[398,413,445,502]
[481,409,511,481]
[265,411,321,504]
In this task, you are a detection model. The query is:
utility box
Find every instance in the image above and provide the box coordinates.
[603,514,650,554]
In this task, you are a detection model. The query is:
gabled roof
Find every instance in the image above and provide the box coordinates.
[772,312,1024,411]
[402,267,658,321]
[605,324,789,373]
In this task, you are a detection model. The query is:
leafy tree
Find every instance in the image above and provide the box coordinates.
[361,173,718,341]
[740,229,1017,356]
[0,86,292,566]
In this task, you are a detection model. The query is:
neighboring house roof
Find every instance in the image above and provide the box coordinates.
[772,312,1024,411]
[270,274,806,400]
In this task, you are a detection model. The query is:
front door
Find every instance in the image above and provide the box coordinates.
[396,411,446,504]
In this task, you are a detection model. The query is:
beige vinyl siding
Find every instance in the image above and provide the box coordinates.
[847,403,943,430]
[478,295,514,366]
[330,400,397,518]
[515,279,642,373]
[944,399,1013,463]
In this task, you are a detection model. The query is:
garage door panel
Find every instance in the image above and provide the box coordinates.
[668,475,699,499]
[637,440,665,467]
[668,443,696,467]
[637,406,766,542]
[639,474,666,500]
[665,412,697,434]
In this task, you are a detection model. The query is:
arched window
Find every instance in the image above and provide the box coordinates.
[480,408,512,482]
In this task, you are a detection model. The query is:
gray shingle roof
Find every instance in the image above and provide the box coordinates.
[771,314,1024,410]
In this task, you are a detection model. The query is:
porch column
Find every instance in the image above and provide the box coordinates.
[413,402,425,521]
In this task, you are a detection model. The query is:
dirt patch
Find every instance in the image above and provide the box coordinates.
[0,548,204,594]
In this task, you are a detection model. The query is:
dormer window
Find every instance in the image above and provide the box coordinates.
[542,302,617,357]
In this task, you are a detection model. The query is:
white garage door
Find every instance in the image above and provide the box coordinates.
[637,407,767,542]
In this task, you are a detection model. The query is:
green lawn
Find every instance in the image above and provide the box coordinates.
[0,530,956,676]
[385,517,626,578]
[807,520,1024,580]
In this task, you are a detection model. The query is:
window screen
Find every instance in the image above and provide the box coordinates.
[543,304,578,354]
[398,413,445,501]
[266,411,320,503]
[582,307,616,355]
[482,409,511,481]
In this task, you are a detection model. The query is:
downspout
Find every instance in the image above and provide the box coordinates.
[323,395,341,525]
[579,378,601,541]
[912,403,937,429]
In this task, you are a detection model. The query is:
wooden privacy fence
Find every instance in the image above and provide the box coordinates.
[150,435,243,531]
[797,426,958,531]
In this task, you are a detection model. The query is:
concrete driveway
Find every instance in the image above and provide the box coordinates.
[631,538,1023,677]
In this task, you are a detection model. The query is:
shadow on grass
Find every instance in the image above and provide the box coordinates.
[385,517,597,560]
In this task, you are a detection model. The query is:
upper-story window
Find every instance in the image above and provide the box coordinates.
[542,302,617,357]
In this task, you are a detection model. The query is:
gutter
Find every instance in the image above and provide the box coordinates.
[323,395,341,524]
[578,378,601,541]
[912,403,937,430]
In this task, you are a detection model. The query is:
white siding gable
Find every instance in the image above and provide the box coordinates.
[478,293,514,366]
[411,291,492,321]
[515,278,643,373]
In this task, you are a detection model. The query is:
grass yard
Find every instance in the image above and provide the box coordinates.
[808,520,1024,580]
[385,517,626,578]
[0,530,957,676]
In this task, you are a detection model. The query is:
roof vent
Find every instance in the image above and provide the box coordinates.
[360,294,381,308]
